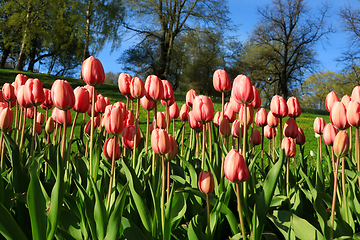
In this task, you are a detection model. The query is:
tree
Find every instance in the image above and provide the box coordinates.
[119,0,231,88]
[249,0,333,99]
[104,71,119,84]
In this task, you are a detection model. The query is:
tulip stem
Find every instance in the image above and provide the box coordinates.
[161,155,166,236]
[167,160,170,202]
[145,110,150,156]
[202,124,206,169]
[106,135,118,210]
[243,104,247,163]
[30,106,37,161]
[208,122,212,163]
[206,193,211,239]
[261,126,264,169]
[272,132,275,163]
[173,118,175,137]
[349,127,353,164]
[181,122,185,156]
[195,132,199,159]
[90,87,96,179]
[342,156,348,222]
[68,112,79,159]
[133,98,140,169]
[356,128,360,188]
[19,108,26,159]
[165,102,169,132]
[330,157,340,240]
[43,108,49,145]
[279,118,283,148]
[286,157,289,198]
[53,123,58,145]
[0,133,3,172]
[14,102,18,140]
[319,136,323,163]
[16,107,23,145]
[61,110,67,161]
[220,137,228,189]
[236,183,246,240]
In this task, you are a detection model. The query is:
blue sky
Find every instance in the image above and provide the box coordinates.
[95,0,360,75]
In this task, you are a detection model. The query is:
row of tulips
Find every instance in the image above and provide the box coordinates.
[0,55,359,240]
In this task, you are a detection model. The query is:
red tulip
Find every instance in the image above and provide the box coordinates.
[229,96,241,113]
[150,112,167,131]
[232,75,254,104]
[166,134,178,160]
[250,129,261,146]
[103,138,121,160]
[104,97,111,106]
[130,77,145,99]
[145,75,164,101]
[224,102,236,123]
[188,111,203,132]
[26,106,35,119]
[95,94,107,113]
[52,108,71,126]
[267,111,279,128]
[162,80,174,102]
[224,149,249,183]
[81,56,105,87]
[231,119,243,138]
[347,100,360,128]
[330,102,349,130]
[17,86,32,108]
[84,85,97,103]
[169,102,179,119]
[341,95,351,109]
[0,107,13,131]
[87,104,99,117]
[333,130,349,158]
[323,123,339,146]
[198,171,215,194]
[296,127,306,145]
[104,105,124,135]
[35,122,42,135]
[313,117,325,134]
[51,80,75,110]
[283,117,298,138]
[40,88,53,110]
[287,97,301,118]
[124,110,134,126]
[192,95,214,123]
[45,117,55,134]
[118,73,132,97]
[325,91,340,112]
[264,125,276,139]
[255,108,267,127]
[213,69,231,93]
[2,83,16,102]
[179,104,190,121]
[37,112,45,125]
[239,104,254,126]
[219,117,231,138]
[73,86,90,113]
[270,95,288,118]
[140,96,155,110]
[281,137,296,157]
[14,74,28,92]
[84,120,91,136]
[24,78,45,106]
[122,125,141,149]
[114,102,127,119]
[250,86,261,109]
[351,86,360,103]
[213,111,221,126]
[151,128,170,155]
[186,89,197,107]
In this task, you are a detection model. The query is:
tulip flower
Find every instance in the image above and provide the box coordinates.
[264,125,276,139]
[192,95,214,123]
[162,80,174,102]
[118,73,132,98]
[330,102,349,130]
[145,75,164,101]
[130,77,145,99]
[37,112,45,125]
[281,137,296,158]
[231,119,243,139]
[296,127,306,146]
[267,111,279,128]
[0,90,4,103]
[166,135,178,161]
[239,104,254,126]
[104,105,124,135]
[17,86,32,108]
[26,107,35,119]
[224,102,236,123]
[81,56,105,87]
[229,96,241,113]
[287,96,301,118]
[198,171,215,194]
[151,128,170,155]
[341,95,351,109]
[250,86,261,109]
[35,122,42,135]
[213,69,231,93]
[213,111,221,127]
[188,111,203,132]
[14,74,28,92]
[270,95,288,118]
[87,104,99,117]
[124,110,135,126]
[224,149,249,183]
[313,117,325,134]
[347,100,360,127]
[169,102,179,119]
[250,129,261,146]
[0,107,13,132]
[103,138,121,160]
[186,89,197,107]
[122,125,141,149]
[140,96,155,110]
[352,86,360,103]
[333,130,349,158]
[326,91,340,112]
[40,88,53,110]
[232,74,254,104]
[219,117,231,138]
[51,80,75,111]
[72,86,90,113]
[84,85,97,103]
[150,112,167,132]
[255,108,267,127]
[45,117,55,134]
[283,117,298,139]
[95,94,107,114]
[180,104,190,121]
[24,78,45,106]
[2,83,16,102]
[114,102,127,118]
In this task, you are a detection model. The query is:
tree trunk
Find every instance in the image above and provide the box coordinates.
[15,6,31,71]
[79,0,92,78]
[0,47,10,68]
[47,56,57,74]
[27,38,38,72]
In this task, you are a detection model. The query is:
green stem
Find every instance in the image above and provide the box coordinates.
[30,106,37,160]
[181,122,185,156]
[90,87,96,179]
[106,135,118,210]
[202,124,206,169]
[133,98,140,169]
[61,110,67,161]
[161,155,166,236]
[342,157,348,222]
[236,183,246,240]
[206,193,210,239]
[330,157,340,240]
[286,157,289,198]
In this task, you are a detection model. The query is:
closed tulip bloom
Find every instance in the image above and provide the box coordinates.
[330,102,349,130]
[152,112,167,130]
[40,88,53,110]
[114,102,127,119]
[231,119,243,138]
[130,77,145,99]
[351,86,360,103]
[213,111,221,126]
[161,94,175,107]
[347,100,360,128]
[87,104,99,117]
[2,83,16,102]
[145,75,164,101]
[166,134,178,160]
[124,110,134,126]
[104,97,111,106]
[188,111,203,132]
[24,78,45,106]
[103,138,121,160]
[55,109,72,126]
[84,85,97,103]
[250,86,261,109]
[122,125,141,149]
[229,96,241,113]
[95,94,107,113]
[239,104,254,126]
[283,117,298,138]
[14,74,28,92]
[325,91,340,112]
[26,107,35,119]
[264,125,276,139]
[313,117,325,134]
[81,56,105,86]
[213,69,231,93]
[219,117,231,137]
[17,86,32,108]
[270,95,288,118]
[323,123,339,146]
[35,122,42,135]
[162,80,174,102]
[341,95,351,109]
[140,96,155,110]
[334,130,349,158]
[118,73,132,97]
[267,111,279,128]
[84,120,91,136]
[45,117,55,134]
[232,75,254,104]
[169,102,179,119]
[73,86,90,113]
[151,128,170,155]
[37,112,45,125]
[51,80,75,110]
[296,127,306,145]
[224,102,236,123]
[255,108,267,127]
[0,90,4,103]
[0,108,13,131]
[287,97,301,118]
[192,95,214,123]
[250,129,261,146]
[224,149,249,183]
[104,105,124,135]
[186,89,197,107]
[180,104,190,121]
[198,171,215,194]
[281,137,296,157]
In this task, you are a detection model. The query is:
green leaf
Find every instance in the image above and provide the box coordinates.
[121,217,147,240]
[0,202,27,240]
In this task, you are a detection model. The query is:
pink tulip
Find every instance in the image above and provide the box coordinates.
[124,110,134,126]
[0,107,13,131]
[250,86,261,109]
[341,95,351,109]
[224,149,249,183]
[198,171,215,194]
[118,73,132,97]
[351,86,360,103]
[287,97,301,118]
[186,89,197,107]
[232,75,254,104]
[219,117,231,138]
[333,130,349,158]
[264,125,276,139]
[122,125,141,149]
[140,96,155,110]
[281,137,296,157]
[313,117,325,134]
[224,102,236,123]
[81,56,105,87]
[267,111,279,128]
[283,117,298,138]
[166,134,178,160]
[24,78,45,106]
[323,123,339,146]
[169,102,179,119]
[188,111,203,132]
[347,100,360,128]
[162,80,174,102]
[103,138,121,160]
[180,104,190,121]
[104,105,124,135]
[231,119,243,138]
[84,85,97,103]
[2,83,16,102]
[270,95,288,118]
[330,102,349,130]
[151,128,170,155]
[145,75,164,101]
[239,104,254,126]
[296,127,306,145]
[51,80,75,110]
[130,77,145,99]
[325,91,340,112]
[213,69,231,93]
[192,95,214,123]
[14,74,28,92]
[213,111,221,126]
[37,112,45,125]
[73,86,90,113]
[45,117,55,134]
[250,129,261,146]
[40,88,53,110]
[95,94,107,113]
[255,108,267,127]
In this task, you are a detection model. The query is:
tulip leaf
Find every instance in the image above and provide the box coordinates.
[187,215,205,240]
[315,138,324,192]
[121,217,147,240]
[0,202,28,240]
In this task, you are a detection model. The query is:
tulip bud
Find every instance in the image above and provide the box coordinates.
[347,100,360,128]
[192,95,214,123]
[169,102,179,119]
[122,125,141,149]
[239,104,254,126]
[35,122,42,135]
[224,102,236,123]
[103,138,121,160]
[232,75,254,104]
[341,95,351,109]
[213,69,231,93]
[326,91,340,112]
[84,85,97,103]
[186,89,197,107]
[213,111,221,126]
[17,86,32,108]
[45,117,55,134]
[270,95,288,118]
[2,83,16,102]
[250,86,261,109]
[267,111,279,128]
[140,96,155,110]
[0,108,13,131]
[264,125,276,139]
[151,112,167,131]
[188,111,203,132]
[255,108,267,127]
[323,123,338,146]
[118,73,132,97]
[333,130,349,158]
[104,97,111,106]
[229,96,241,113]
[219,117,231,138]
[296,127,306,145]
[151,128,170,155]
[95,94,107,113]
[51,79,75,110]
[73,86,90,113]
[330,102,349,130]
[26,107,35,119]
[281,137,296,157]
[40,88,53,110]
[231,119,243,138]
[24,78,45,106]
[14,74,28,92]
[351,86,360,103]
[250,129,261,146]
[283,117,298,138]
[145,75,164,101]
[313,117,325,134]
[166,135,178,160]
[180,104,190,121]
[81,56,105,87]
[198,171,215,194]
[37,112,45,125]
[114,102,127,119]
[162,80,174,102]
[84,120,91,136]
[104,105,124,135]
[224,149,249,183]
[287,97,301,118]
[130,77,145,99]
[124,110,134,126]
[87,104,99,117]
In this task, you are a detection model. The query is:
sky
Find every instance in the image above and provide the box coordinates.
[95,0,360,76]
